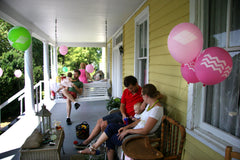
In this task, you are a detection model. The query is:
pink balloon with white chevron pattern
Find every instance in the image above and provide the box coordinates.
[181,59,199,84]
[195,47,233,85]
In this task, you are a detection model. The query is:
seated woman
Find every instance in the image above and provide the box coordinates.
[78,83,164,160]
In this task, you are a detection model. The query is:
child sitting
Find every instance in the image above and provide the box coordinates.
[131,102,143,121]
[56,72,75,93]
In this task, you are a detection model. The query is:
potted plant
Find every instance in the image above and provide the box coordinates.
[106,97,121,112]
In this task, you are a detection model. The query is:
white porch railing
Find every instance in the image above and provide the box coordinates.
[0,80,44,124]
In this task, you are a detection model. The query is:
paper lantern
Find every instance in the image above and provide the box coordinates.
[168,23,203,64]
[8,26,32,51]
[195,47,233,85]
[0,68,3,77]
[14,69,22,78]
[181,60,199,84]
[86,64,94,73]
[62,67,68,72]
[59,45,68,55]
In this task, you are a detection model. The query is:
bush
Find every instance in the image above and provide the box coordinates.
[106,97,121,111]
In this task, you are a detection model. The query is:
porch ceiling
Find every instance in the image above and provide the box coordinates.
[0,0,145,47]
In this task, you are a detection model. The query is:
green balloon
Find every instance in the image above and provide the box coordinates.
[63,67,68,72]
[8,26,32,51]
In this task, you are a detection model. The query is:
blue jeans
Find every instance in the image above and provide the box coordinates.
[104,123,126,150]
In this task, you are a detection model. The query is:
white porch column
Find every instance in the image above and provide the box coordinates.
[43,41,50,102]
[100,47,106,76]
[24,43,35,115]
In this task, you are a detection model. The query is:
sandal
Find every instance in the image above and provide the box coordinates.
[73,141,88,149]
[78,145,100,155]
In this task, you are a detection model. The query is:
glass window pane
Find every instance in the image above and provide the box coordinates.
[230,0,240,47]
[138,59,147,87]
[208,0,228,47]
[144,21,147,57]
[139,24,144,57]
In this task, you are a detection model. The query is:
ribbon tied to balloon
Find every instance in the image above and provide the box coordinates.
[168,23,233,85]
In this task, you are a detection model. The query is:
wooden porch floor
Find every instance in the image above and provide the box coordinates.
[1,100,108,160]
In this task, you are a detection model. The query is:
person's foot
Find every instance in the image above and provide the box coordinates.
[74,102,80,110]
[78,145,100,155]
[66,118,72,125]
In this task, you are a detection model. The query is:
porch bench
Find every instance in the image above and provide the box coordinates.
[55,79,110,103]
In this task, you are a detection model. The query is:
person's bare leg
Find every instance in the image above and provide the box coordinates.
[82,118,106,145]
[78,132,109,155]
[62,89,76,102]
[66,99,71,118]
[107,149,115,160]
[100,120,108,132]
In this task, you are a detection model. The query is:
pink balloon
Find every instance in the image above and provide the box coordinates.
[86,64,94,73]
[168,23,203,64]
[0,68,3,77]
[195,47,233,85]
[181,60,199,84]
[59,45,68,55]
[14,69,22,78]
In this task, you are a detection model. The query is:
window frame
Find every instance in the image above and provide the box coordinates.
[187,0,240,156]
[134,6,149,86]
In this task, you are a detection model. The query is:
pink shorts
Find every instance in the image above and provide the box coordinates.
[63,91,77,99]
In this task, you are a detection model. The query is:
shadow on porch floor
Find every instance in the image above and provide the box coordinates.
[13,100,109,160]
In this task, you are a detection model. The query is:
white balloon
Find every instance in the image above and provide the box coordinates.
[14,69,22,78]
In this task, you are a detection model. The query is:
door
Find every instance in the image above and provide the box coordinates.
[112,46,122,98]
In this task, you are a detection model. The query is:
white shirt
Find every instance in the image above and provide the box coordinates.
[133,104,163,134]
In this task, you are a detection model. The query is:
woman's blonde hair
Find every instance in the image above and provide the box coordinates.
[80,63,86,69]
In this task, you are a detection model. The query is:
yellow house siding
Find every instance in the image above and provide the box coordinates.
[183,134,223,160]
[148,0,189,122]
[122,18,135,76]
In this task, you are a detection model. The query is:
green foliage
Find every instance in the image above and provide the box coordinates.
[58,47,102,72]
[0,19,43,122]
[32,37,43,67]
[0,19,14,55]
[106,97,121,111]
[32,37,43,84]
[0,51,24,119]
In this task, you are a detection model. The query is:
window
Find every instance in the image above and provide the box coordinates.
[134,7,149,87]
[187,0,240,155]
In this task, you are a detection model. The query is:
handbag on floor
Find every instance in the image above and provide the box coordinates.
[76,121,89,139]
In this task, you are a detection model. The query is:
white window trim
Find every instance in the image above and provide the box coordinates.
[187,0,240,157]
[134,6,149,85]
